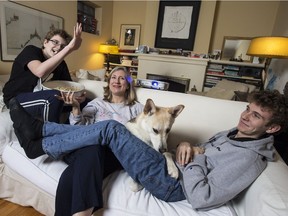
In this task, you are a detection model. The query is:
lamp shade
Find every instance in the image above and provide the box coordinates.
[99,44,119,54]
[247,37,288,58]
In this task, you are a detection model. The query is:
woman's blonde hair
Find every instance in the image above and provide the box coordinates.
[103,67,138,105]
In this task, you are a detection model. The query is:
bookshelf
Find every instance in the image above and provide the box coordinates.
[103,53,139,80]
[204,60,265,91]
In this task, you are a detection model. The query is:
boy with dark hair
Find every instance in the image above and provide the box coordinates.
[3,23,83,122]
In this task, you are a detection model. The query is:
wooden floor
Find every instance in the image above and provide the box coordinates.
[0,199,43,216]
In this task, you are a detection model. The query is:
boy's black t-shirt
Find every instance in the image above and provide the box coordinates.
[3,45,71,105]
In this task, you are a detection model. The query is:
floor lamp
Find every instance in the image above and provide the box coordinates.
[99,44,119,72]
[246,36,288,89]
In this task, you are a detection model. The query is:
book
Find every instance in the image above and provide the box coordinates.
[207,70,225,75]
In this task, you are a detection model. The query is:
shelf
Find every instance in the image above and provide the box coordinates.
[209,59,265,68]
[104,63,138,68]
[205,60,264,90]
[103,53,139,78]
[206,73,261,81]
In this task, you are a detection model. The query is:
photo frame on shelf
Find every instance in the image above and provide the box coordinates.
[119,24,141,50]
[155,0,201,51]
[0,1,63,61]
[221,36,253,62]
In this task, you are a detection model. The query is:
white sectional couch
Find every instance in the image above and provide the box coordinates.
[0,76,288,216]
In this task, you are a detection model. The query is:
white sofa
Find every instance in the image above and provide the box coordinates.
[0,76,288,216]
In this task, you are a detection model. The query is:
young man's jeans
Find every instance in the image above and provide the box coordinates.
[42,120,186,202]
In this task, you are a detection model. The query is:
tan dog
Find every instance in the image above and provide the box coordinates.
[125,98,184,192]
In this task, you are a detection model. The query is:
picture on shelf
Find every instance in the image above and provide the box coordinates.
[221,36,252,62]
[119,24,141,50]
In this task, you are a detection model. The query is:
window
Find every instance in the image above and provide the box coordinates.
[77,1,100,35]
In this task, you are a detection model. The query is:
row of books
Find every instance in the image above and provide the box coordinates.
[207,64,241,77]
[207,63,262,79]
[204,76,262,88]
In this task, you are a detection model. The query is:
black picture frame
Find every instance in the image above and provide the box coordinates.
[154,0,201,51]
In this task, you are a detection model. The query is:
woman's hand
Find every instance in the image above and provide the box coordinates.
[176,142,205,166]
[56,91,80,107]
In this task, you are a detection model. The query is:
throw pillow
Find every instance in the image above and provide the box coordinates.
[205,87,236,100]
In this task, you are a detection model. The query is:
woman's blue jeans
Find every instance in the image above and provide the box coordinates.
[42,120,186,202]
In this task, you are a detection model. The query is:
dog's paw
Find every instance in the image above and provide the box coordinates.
[128,177,143,192]
[193,146,205,154]
[163,152,179,179]
[167,164,179,179]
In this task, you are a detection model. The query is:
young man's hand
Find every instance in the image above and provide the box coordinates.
[67,23,82,52]
[176,142,205,166]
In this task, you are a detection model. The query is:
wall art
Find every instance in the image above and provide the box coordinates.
[0,1,63,61]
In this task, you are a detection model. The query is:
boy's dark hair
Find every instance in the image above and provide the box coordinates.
[42,29,72,48]
[247,90,288,132]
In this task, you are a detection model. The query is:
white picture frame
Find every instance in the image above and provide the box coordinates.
[0,1,63,61]
[119,24,141,50]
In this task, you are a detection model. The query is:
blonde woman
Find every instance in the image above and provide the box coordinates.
[66,66,142,125]
[55,66,143,216]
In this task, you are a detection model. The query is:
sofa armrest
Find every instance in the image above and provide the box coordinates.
[232,157,288,216]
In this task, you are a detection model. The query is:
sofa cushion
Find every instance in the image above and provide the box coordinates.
[0,111,15,160]
[232,158,288,216]
[0,80,5,112]
[0,75,10,112]
[0,79,4,92]
[205,80,257,100]
[217,79,256,92]
[216,80,248,91]
[75,68,106,81]
[3,142,67,196]
[0,82,5,112]
[205,86,237,100]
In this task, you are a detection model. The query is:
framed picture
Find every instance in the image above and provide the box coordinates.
[0,1,63,61]
[221,36,253,62]
[155,0,201,51]
[119,24,141,50]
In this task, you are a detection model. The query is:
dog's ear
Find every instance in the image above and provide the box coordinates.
[169,105,185,118]
[143,98,157,115]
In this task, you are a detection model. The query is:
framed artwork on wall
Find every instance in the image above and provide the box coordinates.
[155,0,201,51]
[0,1,63,61]
[119,24,141,50]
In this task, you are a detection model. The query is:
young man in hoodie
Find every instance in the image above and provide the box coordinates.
[9,90,288,211]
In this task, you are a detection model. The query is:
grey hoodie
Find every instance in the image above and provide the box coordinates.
[178,128,275,211]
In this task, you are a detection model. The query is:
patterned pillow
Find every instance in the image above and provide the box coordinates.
[76,68,106,81]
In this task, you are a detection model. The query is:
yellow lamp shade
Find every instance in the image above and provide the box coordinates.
[99,44,119,54]
[247,37,288,58]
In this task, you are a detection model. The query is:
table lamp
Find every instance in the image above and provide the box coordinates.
[246,36,288,88]
[99,44,119,71]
